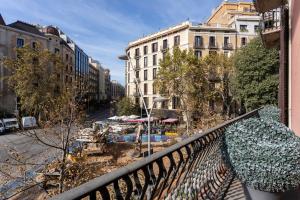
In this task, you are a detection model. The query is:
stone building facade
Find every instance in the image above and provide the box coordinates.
[0,18,48,114]
[124,1,260,110]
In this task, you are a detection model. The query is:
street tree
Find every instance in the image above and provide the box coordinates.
[3,44,65,121]
[202,53,234,117]
[155,47,209,134]
[1,43,85,196]
[116,97,139,116]
[232,37,279,111]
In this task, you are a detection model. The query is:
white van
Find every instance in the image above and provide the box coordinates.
[22,116,37,129]
[0,120,4,133]
[3,118,19,131]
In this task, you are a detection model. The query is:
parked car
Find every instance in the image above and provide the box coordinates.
[21,116,37,129]
[3,118,19,131]
[0,120,5,134]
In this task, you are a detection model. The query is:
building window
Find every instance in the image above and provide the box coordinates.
[153,68,157,79]
[136,59,140,68]
[209,36,216,47]
[240,25,248,32]
[144,57,148,67]
[135,48,140,57]
[144,46,148,54]
[144,70,148,81]
[195,50,202,59]
[174,35,180,46]
[66,54,69,60]
[128,73,130,83]
[241,37,247,46]
[163,39,168,49]
[254,25,260,32]
[152,42,158,53]
[16,38,24,48]
[224,36,229,46]
[144,83,148,95]
[136,70,139,79]
[153,54,157,66]
[172,97,180,109]
[55,48,60,54]
[195,36,203,47]
[153,83,157,94]
[144,97,149,108]
[32,41,37,49]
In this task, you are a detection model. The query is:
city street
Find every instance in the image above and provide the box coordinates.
[0,107,111,199]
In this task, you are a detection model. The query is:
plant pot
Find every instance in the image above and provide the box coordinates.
[246,186,300,200]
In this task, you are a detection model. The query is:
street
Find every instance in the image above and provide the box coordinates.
[0,107,111,199]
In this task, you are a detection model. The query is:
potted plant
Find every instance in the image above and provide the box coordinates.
[224,111,300,200]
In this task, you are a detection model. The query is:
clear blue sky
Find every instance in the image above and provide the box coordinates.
[0,0,250,85]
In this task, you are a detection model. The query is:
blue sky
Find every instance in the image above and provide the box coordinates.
[0,0,247,85]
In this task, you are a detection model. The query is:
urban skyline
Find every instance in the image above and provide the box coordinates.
[0,0,252,85]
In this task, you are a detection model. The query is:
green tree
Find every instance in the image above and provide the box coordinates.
[3,44,65,120]
[203,53,234,116]
[156,47,209,134]
[232,37,279,111]
[2,43,84,194]
[116,97,139,116]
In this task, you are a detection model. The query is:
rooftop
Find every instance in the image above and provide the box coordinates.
[8,21,45,37]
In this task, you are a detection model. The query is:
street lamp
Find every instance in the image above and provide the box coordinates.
[147,97,168,156]
[118,55,168,156]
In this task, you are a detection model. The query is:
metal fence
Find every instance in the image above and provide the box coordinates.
[261,7,281,32]
[51,109,259,200]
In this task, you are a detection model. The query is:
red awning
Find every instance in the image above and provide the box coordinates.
[162,118,178,123]
[125,117,159,123]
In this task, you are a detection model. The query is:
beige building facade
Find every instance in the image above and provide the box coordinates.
[0,19,48,114]
[124,1,260,110]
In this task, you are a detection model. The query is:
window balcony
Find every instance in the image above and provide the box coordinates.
[160,44,169,52]
[260,8,281,48]
[208,43,218,49]
[51,110,261,200]
[134,53,141,59]
[193,42,205,49]
[222,43,233,50]
[132,92,139,97]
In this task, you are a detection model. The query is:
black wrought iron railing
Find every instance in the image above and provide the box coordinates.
[261,7,281,32]
[51,109,260,200]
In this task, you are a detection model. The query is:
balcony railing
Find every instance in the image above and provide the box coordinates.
[260,8,281,48]
[160,45,169,52]
[51,109,260,200]
[208,43,218,49]
[261,8,281,33]
[222,43,233,50]
[194,43,205,49]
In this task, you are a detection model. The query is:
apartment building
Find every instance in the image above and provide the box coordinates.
[40,26,75,87]
[88,61,99,103]
[0,16,48,114]
[111,80,125,100]
[104,69,112,101]
[124,1,260,110]
[89,58,106,103]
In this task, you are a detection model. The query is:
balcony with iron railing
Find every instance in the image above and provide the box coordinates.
[193,42,205,49]
[259,7,281,48]
[208,43,218,49]
[160,44,169,52]
[51,109,261,200]
[222,43,233,50]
